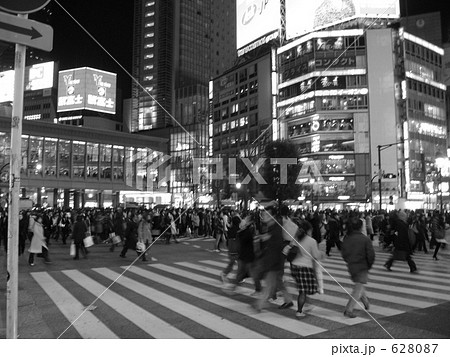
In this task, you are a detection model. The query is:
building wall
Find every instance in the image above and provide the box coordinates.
[366,28,400,201]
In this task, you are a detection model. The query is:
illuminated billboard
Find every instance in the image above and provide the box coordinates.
[286,0,400,40]
[57,67,117,114]
[0,70,14,103]
[236,0,281,50]
[25,61,55,91]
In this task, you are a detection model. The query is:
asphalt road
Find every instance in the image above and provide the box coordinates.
[1,233,450,342]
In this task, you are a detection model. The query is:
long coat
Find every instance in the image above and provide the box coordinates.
[28,221,48,253]
[72,220,87,244]
[341,231,375,278]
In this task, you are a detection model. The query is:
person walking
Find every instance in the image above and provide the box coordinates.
[341,215,375,318]
[326,212,342,256]
[383,211,417,273]
[213,211,226,252]
[222,214,262,296]
[28,215,51,266]
[120,213,139,258]
[220,215,241,282]
[415,214,428,254]
[72,215,88,260]
[430,211,446,260]
[137,212,152,262]
[287,220,321,317]
[254,204,293,312]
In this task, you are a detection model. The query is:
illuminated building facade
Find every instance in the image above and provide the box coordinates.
[0,116,168,209]
[277,26,447,209]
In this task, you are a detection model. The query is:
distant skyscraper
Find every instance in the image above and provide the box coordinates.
[131,0,236,132]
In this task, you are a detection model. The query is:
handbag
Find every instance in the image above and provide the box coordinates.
[436,228,448,244]
[286,245,299,263]
[83,235,95,248]
[69,242,76,256]
[136,242,146,253]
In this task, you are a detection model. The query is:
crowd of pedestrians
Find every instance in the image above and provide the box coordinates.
[0,204,447,319]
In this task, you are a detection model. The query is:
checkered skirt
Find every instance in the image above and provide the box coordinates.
[290,265,318,295]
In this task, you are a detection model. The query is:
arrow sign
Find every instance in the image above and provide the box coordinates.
[0,11,53,51]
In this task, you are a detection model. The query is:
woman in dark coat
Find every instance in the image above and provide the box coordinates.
[72,215,88,260]
[120,213,139,258]
[341,215,375,318]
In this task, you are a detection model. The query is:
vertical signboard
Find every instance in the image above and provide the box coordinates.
[57,67,117,114]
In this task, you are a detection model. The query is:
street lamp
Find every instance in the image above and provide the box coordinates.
[377,140,404,211]
[435,151,447,213]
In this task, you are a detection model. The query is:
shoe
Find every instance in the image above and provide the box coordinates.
[383,264,392,271]
[433,256,439,260]
[222,285,236,295]
[119,254,125,258]
[220,272,228,283]
[278,301,294,309]
[361,296,370,310]
[410,269,418,273]
[29,263,35,267]
[73,257,79,260]
[295,311,306,318]
[214,249,221,252]
[344,310,357,318]
[250,291,262,298]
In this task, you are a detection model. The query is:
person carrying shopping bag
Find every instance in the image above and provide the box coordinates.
[28,215,52,266]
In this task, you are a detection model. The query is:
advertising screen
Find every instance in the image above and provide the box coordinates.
[25,61,55,91]
[57,67,117,114]
[286,0,399,40]
[236,0,281,50]
[0,70,14,103]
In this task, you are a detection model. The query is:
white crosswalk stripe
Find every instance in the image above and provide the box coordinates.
[29,246,450,339]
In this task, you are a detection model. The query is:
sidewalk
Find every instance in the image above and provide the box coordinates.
[0,248,54,339]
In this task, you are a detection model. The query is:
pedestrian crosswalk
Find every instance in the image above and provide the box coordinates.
[29,247,450,339]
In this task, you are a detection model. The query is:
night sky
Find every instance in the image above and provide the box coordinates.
[28,0,450,99]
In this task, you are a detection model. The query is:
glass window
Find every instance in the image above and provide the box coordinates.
[58,139,71,177]
[72,141,86,178]
[44,138,57,177]
[20,135,28,175]
[29,136,43,176]
[86,143,99,178]
[125,147,134,187]
[100,144,112,179]
[113,146,124,180]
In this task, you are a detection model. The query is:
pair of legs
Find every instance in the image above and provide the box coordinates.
[28,247,50,265]
[74,242,88,260]
[325,237,341,256]
[345,282,369,314]
[256,270,292,311]
[223,259,262,294]
[433,242,442,259]
[384,251,417,272]
[214,232,226,251]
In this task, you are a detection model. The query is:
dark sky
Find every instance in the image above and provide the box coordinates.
[30,0,135,97]
[28,0,450,99]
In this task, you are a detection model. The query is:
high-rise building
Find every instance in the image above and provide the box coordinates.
[131,0,236,203]
[131,0,236,132]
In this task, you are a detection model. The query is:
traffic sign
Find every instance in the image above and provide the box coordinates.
[0,11,53,51]
[0,0,51,14]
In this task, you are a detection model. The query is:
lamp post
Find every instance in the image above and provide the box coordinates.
[435,151,447,213]
[377,140,404,211]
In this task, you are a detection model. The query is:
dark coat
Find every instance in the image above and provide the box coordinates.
[237,224,255,262]
[392,219,411,252]
[259,221,285,273]
[72,220,87,244]
[341,231,375,277]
